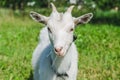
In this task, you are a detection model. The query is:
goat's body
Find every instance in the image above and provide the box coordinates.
[32,27,78,80]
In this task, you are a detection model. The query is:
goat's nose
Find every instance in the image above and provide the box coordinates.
[55,47,63,52]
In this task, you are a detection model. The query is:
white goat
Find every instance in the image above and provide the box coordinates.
[30,3,93,80]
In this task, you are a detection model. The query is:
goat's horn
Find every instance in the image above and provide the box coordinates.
[50,3,57,12]
[66,5,74,13]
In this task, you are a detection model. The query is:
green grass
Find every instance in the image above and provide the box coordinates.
[0,9,120,80]
[75,24,120,80]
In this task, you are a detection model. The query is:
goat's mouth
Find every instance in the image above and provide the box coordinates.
[54,44,71,57]
[55,47,70,57]
[54,50,65,57]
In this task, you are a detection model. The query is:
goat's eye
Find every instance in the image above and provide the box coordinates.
[48,27,52,33]
[70,28,74,32]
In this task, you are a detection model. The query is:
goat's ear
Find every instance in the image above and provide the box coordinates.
[30,11,49,24]
[74,13,93,25]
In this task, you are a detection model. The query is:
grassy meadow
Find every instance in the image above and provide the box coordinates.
[0,9,120,80]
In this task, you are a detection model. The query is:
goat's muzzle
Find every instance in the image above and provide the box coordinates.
[54,47,64,56]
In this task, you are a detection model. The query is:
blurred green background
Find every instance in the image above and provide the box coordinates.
[0,0,120,80]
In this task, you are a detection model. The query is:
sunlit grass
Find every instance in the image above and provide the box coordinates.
[0,9,120,80]
[75,24,120,80]
[0,12,41,79]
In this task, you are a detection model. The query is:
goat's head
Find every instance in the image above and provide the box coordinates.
[30,3,93,57]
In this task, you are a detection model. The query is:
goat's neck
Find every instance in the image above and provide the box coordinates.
[50,43,74,74]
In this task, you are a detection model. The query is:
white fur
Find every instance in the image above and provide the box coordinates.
[30,3,93,80]
[32,27,78,80]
